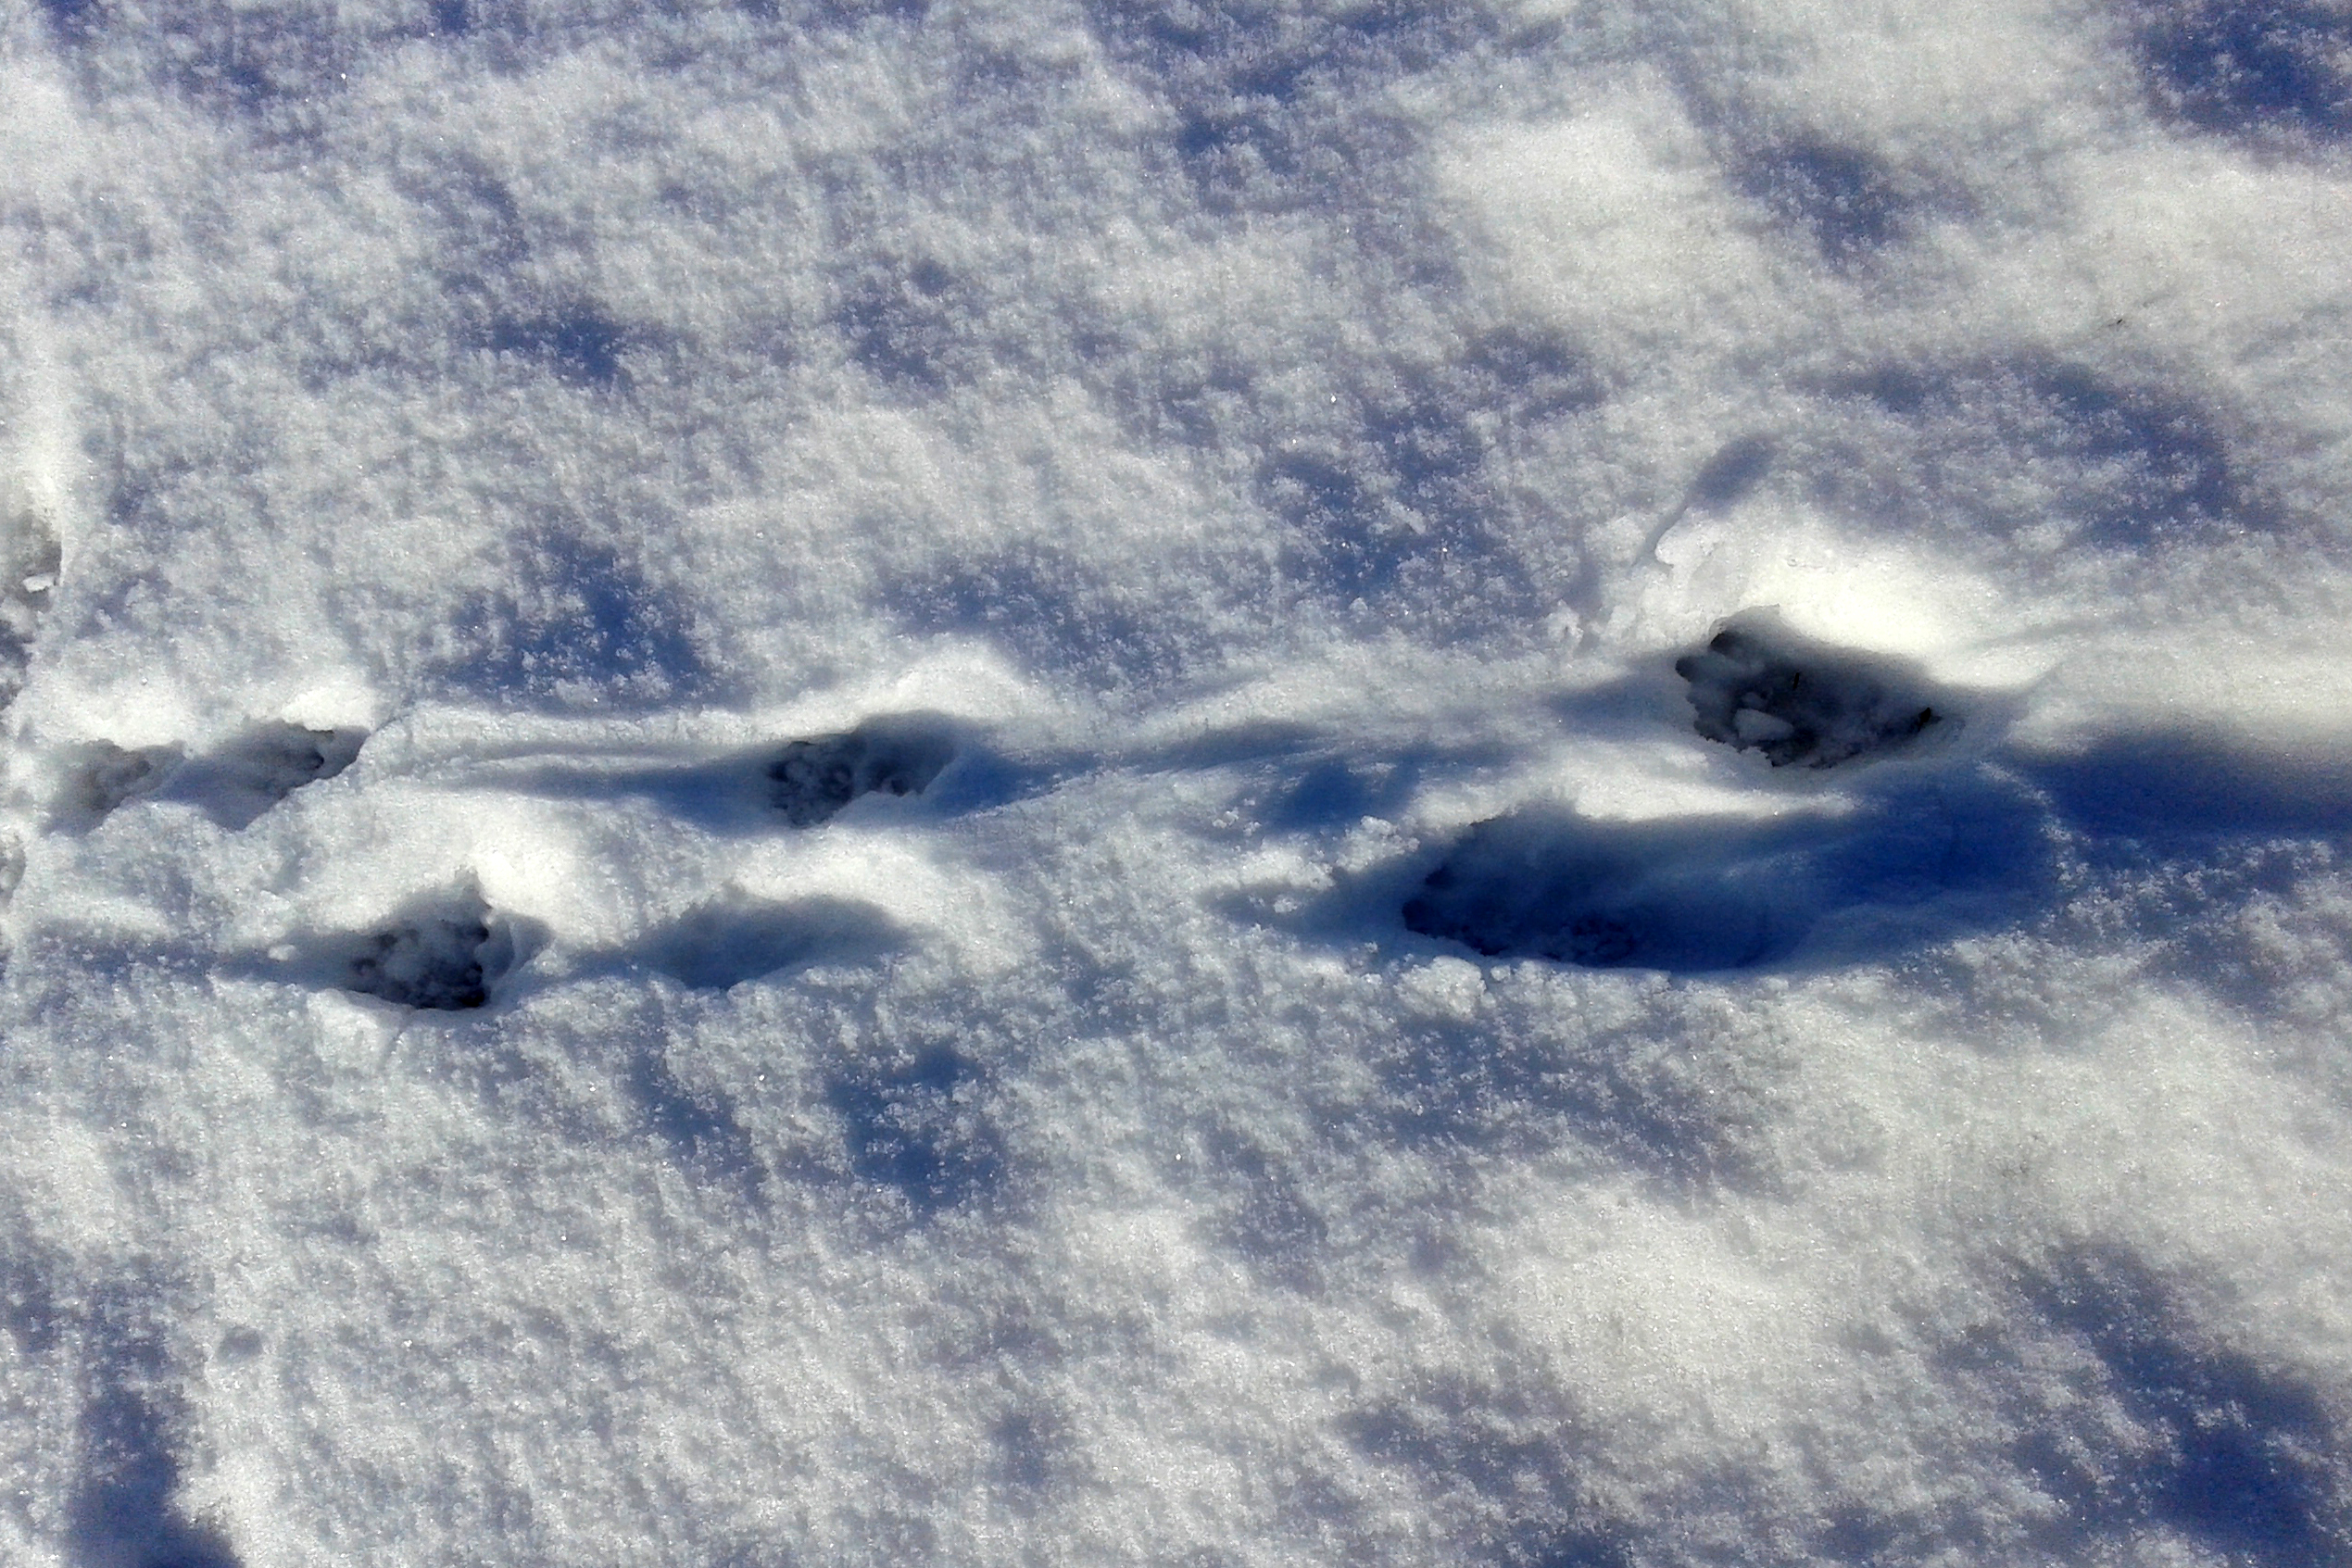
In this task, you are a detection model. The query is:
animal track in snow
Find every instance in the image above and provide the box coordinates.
[47,741,184,832]
[767,715,957,826]
[36,726,363,834]
[154,724,366,830]
[335,884,528,1011]
[1389,618,2001,972]
[1675,611,1945,769]
[1403,807,1820,971]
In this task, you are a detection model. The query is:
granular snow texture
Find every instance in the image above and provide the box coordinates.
[0,2,2349,1566]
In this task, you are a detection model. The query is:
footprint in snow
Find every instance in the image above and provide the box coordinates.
[1674,609,1946,769]
[44,726,365,833]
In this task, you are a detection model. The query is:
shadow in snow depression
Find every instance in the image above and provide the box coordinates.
[429,533,718,712]
[71,1387,241,1568]
[825,1045,1005,1219]
[1401,780,2049,972]
[1252,332,1602,618]
[1347,1376,1637,1568]
[1685,432,1776,511]
[69,1309,242,1568]
[255,883,542,1012]
[2131,0,2352,151]
[1389,734,2352,976]
[627,1037,766,1202]
[2029,732,2352,842]
[1080,0,1496,219]
[885,543,1216,695]
[1275,611,2352,976]
[643,894,906,991]
[41,742,183,834]
[484,304,633,390]
[0,1238,61,1360]
[149,724,366,831]
[833,255,988,397]
[1818,354,2267,553]
[39,726,364,834]
[1158,720,1503,844]
[1976,1244,2352,1566]
[1731,135,1924,270]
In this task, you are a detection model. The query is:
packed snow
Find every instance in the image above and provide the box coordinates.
[1,1,2350,1565]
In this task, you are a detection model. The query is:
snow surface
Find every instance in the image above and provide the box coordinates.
[1,0,2350,1564]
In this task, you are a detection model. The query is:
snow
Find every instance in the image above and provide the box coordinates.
[0,0,2349,1564]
